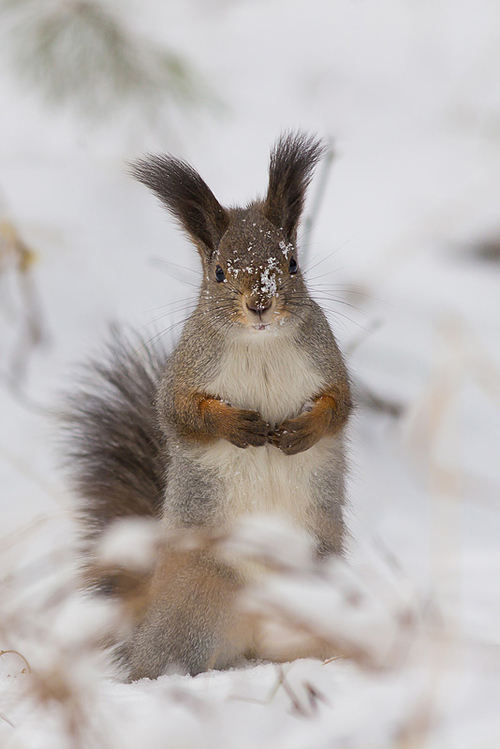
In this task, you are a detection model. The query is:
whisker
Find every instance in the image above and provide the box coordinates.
[151,264,201,289]
[143,297,197,314]
[150,257,201,276]
[302,235,356,275]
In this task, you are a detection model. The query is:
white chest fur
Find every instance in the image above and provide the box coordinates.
[207,329,325,425]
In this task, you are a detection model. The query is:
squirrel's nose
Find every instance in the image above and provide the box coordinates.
[246,299,272,314]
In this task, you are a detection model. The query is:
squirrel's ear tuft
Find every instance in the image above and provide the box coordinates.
[130,155,229,254]
[264,132,326,241]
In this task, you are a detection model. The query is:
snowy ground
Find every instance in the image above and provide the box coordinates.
[1,0,500,746]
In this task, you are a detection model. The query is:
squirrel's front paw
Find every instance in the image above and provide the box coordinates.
[269,413,321,455]
[226,408,271,449]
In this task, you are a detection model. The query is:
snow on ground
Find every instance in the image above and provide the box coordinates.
[1,0,500,746]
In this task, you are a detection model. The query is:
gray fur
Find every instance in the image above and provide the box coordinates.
[60,330,169,543]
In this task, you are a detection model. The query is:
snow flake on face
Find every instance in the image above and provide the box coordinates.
[279,240,294,258]
[250,257,282,297]
[215,229,291,298]
[226,257,240,277]
[259,266,277,296]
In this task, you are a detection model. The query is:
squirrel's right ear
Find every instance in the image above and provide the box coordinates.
[264,132,326,242]
[131,155,229,256]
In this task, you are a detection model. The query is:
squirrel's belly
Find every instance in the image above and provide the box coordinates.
[193,438,339,580]
[194,437,335,528]
[191,333,336,578]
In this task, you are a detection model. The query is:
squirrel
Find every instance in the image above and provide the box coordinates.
[63,132,352,679]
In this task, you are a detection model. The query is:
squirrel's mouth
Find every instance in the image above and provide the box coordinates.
[237,294,291,332]
[249,314,289,332]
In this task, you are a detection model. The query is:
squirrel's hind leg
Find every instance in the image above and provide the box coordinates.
[125,548,250,680]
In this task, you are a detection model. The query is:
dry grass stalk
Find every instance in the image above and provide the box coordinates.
[0,216,48,409]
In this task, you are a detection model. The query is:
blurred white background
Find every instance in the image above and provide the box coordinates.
[1,1,500,746]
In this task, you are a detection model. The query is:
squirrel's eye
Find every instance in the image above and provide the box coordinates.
[215,265,225,282]
[289,257,298,274]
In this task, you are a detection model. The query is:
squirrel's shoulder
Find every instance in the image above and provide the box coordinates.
[294,299,348,380]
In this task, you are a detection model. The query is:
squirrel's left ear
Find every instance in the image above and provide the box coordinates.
[131,155,229,257]
[264,132,325,242]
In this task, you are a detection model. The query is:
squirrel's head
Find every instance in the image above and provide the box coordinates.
[132,132,325,333]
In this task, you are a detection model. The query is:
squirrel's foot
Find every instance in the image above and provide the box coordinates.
[226,408,271,448]
[270,390,350,455]
[269,412,322,455]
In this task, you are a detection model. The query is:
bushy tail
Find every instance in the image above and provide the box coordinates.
[60,330,169,543]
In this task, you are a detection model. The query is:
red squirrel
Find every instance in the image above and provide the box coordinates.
[63,132,351,678]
